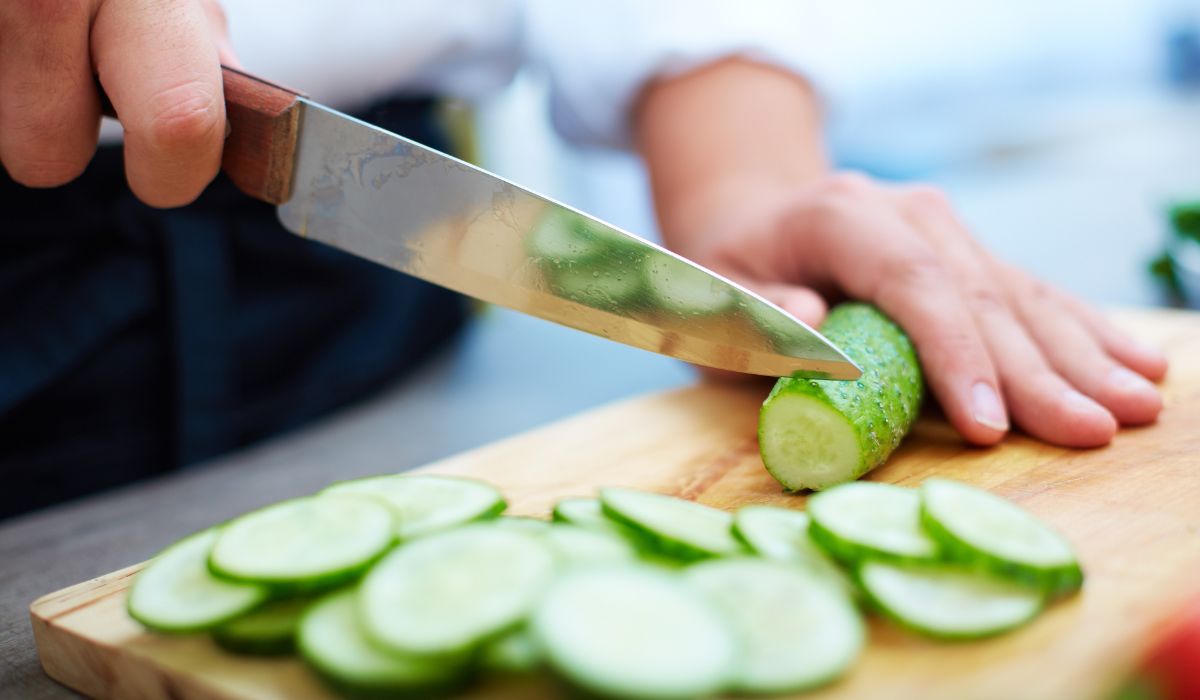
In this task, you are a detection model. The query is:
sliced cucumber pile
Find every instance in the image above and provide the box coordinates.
[759,303,924,491]
[128,473,1082,699]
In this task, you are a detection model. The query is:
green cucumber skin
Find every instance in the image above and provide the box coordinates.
[918,509,1084,598]
[759,303,923,491]
[207,550,391,596]
[212,597,315,656]
[853,564,1044,642]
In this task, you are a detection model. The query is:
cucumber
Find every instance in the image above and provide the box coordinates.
[808,482,939,564]
[492,516,554,535]
[213,596,313,655]
[858,561,1044,640]
[541,524,638,568]
[480,628,543,674]
[599,488,744,561]
[758,303,923,491]
[360,523,557,656]
[686,559,864,694]
[208,494,394,591]
[920,479,1083,595]
[127,529,268,633]
[644,254,734,316]
[552,498,616,531]
[732,505,854,597]
[323,474,505,539]
[298,588,466,696]
[531,566,737,700]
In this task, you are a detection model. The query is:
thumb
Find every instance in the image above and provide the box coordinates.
[753,282,828,328]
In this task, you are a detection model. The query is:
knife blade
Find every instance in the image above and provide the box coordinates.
[112,68,860,380]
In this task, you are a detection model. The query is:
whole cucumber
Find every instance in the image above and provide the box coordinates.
[758,303,923,491]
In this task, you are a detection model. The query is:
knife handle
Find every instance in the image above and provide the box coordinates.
[97,66,303,205]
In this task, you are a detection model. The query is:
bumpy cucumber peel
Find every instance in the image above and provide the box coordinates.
[759,303,923,491]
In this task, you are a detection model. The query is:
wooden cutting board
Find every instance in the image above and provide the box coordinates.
[31,309,1200,700]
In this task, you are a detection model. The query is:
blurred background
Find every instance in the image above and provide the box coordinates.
[476,0,1200,309]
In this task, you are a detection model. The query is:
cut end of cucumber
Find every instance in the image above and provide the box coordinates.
[532,566,737,700]
[808,482,939,564]
[759,393,861,491]
[859,561,1044,640]
[127,529,268,633]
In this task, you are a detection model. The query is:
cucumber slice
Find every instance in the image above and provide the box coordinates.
[480,628,542,675]
[920,479,1083,595]
[213,596,313,655]
[552,498,614,530]
[858,561,1044,640]
[808,482,939,564]
[644,254,734,316]
[732,506,855,596]
[298,589,466,696]
[361,524,557,656]
[323,474,505,540]
[686,559,864,694]
[209,494,394,591]
[531,566,737,700]
[759,303,923,490]
[127,529,268,633]
[600,488,744,561]
[492,516,553,535]
[542,524,638,568]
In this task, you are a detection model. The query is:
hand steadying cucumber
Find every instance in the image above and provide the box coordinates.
[759,303,923,491]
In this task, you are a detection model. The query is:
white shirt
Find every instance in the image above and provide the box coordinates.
[219,0,821,149]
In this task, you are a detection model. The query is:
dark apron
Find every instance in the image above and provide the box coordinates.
[0,98,468,519]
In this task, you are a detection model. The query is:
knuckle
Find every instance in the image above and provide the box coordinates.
[900,184,952,218]
[141,81,223,154]
[820,171,874,199]
[965,285,1009,316]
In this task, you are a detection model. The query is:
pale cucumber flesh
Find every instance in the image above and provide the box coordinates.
[208,494,394,589]
[600,487,743,560]
[686,559,863,693]
[531,566,737,700]
[360,524,557,656]
[322,474,504,539]
[127,529,267,633]
[859,561,1044,640]
[808,482,939,563]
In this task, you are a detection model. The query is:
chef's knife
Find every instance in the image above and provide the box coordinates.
[104,67,859,380]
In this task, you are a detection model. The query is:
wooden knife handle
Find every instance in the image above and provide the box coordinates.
[98,66,303,205]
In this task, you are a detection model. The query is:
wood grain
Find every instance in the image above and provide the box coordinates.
[30,309,1200,700]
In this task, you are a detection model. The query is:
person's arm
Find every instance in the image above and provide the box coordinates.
[0,0,234,207]
[635,57,1167,448]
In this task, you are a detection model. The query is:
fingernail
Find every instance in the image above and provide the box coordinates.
[1107,366,1155,394]
[1062,387,1104,413]
[971,382,1008,432]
